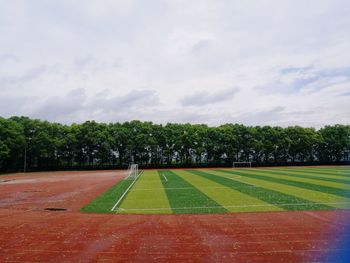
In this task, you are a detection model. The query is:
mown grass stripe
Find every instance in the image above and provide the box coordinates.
[187,170,333,211]
[111,171,143,211]
[210,170,349,209]
[273,168,350,181]
[217,169,350,199]
[290,167,349,175]
[81,178,134,213]
[174,170,283,213]
[252,170,350,192]
[272,168,350,178]
[249,168,350,186]
[269,166,350,175]
[117,170,172,214]
[159,170,227,214]
[303,167,350,172]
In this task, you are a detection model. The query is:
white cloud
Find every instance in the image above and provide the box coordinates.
[0,0,349,127]
[180,88,239,106]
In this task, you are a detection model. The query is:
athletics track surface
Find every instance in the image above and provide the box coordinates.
[0,170,349,262]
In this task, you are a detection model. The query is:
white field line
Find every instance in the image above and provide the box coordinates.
[114,201,350,211]
[215,170,286,188]
[259,168,350,176]
[131,186,258,191]
[255,168,350,177]
[161,173,168,182]
[110,170,143,212]
[222,174,261,188]
[227,169,350,189]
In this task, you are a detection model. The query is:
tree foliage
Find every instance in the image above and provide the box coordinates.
[0,116,349,171]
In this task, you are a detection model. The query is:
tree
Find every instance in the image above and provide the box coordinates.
[0,117,25,169]
[285,126,318,162]
[317,125,350,162]
[0,116,349,171]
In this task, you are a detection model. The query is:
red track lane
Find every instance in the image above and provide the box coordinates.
[0,170,349,263]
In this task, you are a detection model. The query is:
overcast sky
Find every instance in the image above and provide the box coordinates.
[1,0,350,127]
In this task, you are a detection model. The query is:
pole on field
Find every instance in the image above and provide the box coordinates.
[23,142,27,173]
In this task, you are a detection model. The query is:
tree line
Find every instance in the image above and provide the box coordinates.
[0,116,349,171]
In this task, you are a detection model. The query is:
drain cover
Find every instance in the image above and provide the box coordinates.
[44,208,67,211]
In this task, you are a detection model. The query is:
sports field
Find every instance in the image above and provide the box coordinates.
[1,168,350,262]
[81,167,350,214]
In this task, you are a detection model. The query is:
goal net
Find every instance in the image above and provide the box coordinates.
[233,162,252,168]
[125,164,139,180]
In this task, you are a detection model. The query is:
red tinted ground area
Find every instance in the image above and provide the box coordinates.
[0,170,349,263]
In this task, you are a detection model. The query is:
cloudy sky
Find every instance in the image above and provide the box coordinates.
[1,0,350,127]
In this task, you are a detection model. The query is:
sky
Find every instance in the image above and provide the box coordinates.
[1,0,350,128]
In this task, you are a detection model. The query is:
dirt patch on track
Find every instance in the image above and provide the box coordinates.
[0,170,349,262]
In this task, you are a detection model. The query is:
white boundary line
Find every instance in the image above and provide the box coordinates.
[161,173,168,182]
[112,201,350,212]
[220,169,350,188]
[110,170,143,212]
[131,186,258,191]
[222,174,261,187]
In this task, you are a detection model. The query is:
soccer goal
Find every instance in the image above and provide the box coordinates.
[125,164,139,180]
[110,164,141,212]
[233,162,252,168]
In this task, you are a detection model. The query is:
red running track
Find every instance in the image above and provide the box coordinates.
[0,170,349,262]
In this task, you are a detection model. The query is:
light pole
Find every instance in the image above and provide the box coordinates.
[23,129,34,173]
[23,141,27,173]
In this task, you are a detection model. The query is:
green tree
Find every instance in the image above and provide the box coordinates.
[317,125,350,162]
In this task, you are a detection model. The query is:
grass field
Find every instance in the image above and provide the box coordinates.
[81,167,350,214]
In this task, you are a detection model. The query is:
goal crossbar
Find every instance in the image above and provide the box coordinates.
[125,164,139,180]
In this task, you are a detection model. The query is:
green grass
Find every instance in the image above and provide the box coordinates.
[217,169,350,198]
[81,167,350,214]
[264,168,350,181]
[212,170,350,210]
[117,170,171,214]
[251,168,350,185]
[175,170,284,212]
[189,170,333,211]
[80,178,135,213]
[159,170,227,214]
[281,167,350,174]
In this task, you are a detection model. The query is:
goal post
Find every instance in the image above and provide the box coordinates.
[110,164,142,212]
[232,162,252,168]
[125,164,139,180]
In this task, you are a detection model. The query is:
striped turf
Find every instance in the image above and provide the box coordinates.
[186,170,333,211]
[271,168,350,179]
[299,168,350,176]
[214,169,350,209]
[81,177,135,213]
[159,170,227,214]
[81,167,350,214]
[217,169,350,198]
[117,170,172,214]
[245,169,350,189]
[173,170,283,212]
[298,167,350,172]
[262,168,350,184]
